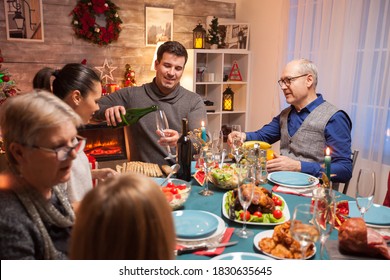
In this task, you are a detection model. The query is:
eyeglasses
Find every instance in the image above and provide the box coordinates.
[278,74,309,87]
[31,135,86,161]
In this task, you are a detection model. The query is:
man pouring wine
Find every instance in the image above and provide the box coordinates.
[94,41,207,166]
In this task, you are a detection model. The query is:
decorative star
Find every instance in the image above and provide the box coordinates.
[94,59,117,84]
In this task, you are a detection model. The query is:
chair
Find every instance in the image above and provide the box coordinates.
[333,149,359,194]
[383,171,390,207]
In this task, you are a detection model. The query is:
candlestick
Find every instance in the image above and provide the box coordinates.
[201,121,207,142]
[325,147,331,181]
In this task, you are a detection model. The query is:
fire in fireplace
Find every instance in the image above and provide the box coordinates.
[78,123,130,162]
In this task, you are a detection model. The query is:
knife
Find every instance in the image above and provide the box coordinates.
[176,241,238,255]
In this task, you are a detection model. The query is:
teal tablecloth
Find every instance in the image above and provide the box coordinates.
[175,162,353,260]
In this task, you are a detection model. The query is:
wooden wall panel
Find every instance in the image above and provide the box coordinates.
[0,0,235,93]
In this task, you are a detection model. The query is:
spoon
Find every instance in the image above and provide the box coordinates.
[160,163,180,186]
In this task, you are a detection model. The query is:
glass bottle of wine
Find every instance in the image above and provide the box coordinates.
[113,105,158,128]
[176,118,192,181]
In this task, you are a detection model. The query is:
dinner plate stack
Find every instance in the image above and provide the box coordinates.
[172,210,227,246]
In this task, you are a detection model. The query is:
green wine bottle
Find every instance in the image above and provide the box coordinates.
[114,105,158,128]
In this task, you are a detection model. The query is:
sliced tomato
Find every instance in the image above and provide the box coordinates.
[166,182,175,188]
[170,187,179,194]
[177,184,187,190]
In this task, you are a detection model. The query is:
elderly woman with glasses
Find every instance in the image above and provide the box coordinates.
[0,91,82,259]
[227,58,352,184]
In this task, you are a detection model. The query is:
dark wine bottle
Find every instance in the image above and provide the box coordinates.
[113,105,158,128]
[176,118,192,181]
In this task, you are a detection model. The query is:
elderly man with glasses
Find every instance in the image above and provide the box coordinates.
[228,58,352,184]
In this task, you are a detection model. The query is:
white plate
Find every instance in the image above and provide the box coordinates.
[268,171,319,189]
[221,192,290,226]
[211,252,274,260]
[253,230,316,260]
[176,212,226,244]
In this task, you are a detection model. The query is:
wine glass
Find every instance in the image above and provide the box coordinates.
[212,130,223,153]
[312,188,335,260]
[290,204,320,260]
[199,147,215,196]
[355,168,376,218]
[231,125,244,163]
[155,110,176,160]
[235,164,255,238]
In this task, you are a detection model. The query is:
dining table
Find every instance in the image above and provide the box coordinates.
[174,162,356,260]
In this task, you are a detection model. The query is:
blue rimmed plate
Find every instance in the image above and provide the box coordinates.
[173,210,219,239]
[348,201,390,226]
[268,171,319,188]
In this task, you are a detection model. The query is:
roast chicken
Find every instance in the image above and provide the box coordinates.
[338,217,390,259]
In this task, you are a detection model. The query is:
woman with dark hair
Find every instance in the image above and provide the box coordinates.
[33,63,117,203]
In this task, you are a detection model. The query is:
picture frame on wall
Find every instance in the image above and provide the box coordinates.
[218,23,249,50]
[3,0,44,42]
[145,7,173,46]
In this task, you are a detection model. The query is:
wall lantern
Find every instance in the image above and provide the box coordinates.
[193,21,206,49]
[222,86,234,111]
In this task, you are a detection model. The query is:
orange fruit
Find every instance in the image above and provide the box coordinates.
[266,149,275,161]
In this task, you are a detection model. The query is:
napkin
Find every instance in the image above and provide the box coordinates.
[176,228,234,256]
[272,185,316,197]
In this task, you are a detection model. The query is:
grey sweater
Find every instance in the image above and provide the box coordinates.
[95,80,207,166]
[0,189,71,260]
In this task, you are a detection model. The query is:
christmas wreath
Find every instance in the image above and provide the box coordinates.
[70,0,122,46]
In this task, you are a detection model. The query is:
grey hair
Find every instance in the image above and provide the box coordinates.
[296,58,318,88]
[0,90,82,167]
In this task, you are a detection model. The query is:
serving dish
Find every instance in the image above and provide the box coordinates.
[268,171,319,188]
[172,210,219,239]
[153,178,191,210]
[221,192,290,226]
[253,230,316,260]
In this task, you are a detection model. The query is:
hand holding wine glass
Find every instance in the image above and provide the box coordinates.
[231,125,244,163]
[155,110,176,160]
[235,164,255,238]
[290,204,319,259]
[355,168,376,218]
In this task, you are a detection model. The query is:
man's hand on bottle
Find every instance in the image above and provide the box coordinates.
[105,106,126,126]
[156,129,179,147]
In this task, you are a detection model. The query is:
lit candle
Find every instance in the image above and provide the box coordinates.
[201,121,207,142]
[195,38,203,48]
[325,147,331,180]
